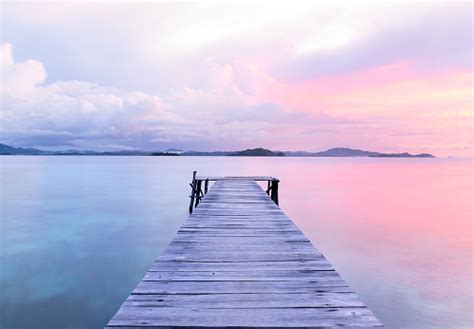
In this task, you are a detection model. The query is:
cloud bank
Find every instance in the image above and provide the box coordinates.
[1,2,472,155]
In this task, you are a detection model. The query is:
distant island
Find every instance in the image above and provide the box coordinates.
[0,143,435,158]
[370,152,434,158]
[229,148,285,157]
[151,152,180,156]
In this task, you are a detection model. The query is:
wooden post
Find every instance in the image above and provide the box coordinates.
[195,180,203,207]
[204,179,209,194]
[270,181,274,202]
[266,180,271,195]
[273,179,279,205]
[188,171,197,213]
[270,179,279,205]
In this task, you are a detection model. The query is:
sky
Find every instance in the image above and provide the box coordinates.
[0,1,472,156]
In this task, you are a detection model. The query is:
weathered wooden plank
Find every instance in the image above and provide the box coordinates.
[143,270,339,281]
[122,292,367,308]
[169,235,311,241]
[106,177,381,328]
[132,280,351,295]
[196,176,277,181]
[163,243,317,252]
[156,254,324,263]
[149,260,334,271]
[181,223,299,228]
[107,307,381,328]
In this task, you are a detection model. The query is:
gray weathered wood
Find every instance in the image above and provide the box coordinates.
[106,178,382,328]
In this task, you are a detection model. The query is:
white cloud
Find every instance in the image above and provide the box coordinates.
[0,2,394,64]
[0,43,176,149]
[2,0,470,158]
[1,42,47,96]
[0,42,353,151]
[0,43,14,67]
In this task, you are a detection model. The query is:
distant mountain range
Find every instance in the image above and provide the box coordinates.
[285,147,434,158]
[0,144,434,158]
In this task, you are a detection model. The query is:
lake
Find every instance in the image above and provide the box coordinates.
[0,156,472,328]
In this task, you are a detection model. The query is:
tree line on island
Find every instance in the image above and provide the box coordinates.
[0,143,435,158]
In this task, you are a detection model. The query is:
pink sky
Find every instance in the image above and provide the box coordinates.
[0,1,472,156]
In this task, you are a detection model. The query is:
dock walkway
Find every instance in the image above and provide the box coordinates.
[106,177,381,328]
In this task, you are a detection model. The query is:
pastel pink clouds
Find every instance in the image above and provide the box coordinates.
[1,2,473,156]
[1,40,473,156]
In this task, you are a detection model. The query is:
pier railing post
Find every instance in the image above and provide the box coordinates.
[188,170,197,213]
[273,180,279,205]
[195,179,203,207]
[270,179,279,205]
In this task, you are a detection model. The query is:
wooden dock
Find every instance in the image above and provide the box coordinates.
[106,176,382,328]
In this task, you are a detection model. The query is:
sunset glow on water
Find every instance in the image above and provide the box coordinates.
[0,156,472,328]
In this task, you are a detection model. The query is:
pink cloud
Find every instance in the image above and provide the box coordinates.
[1,1,472,156]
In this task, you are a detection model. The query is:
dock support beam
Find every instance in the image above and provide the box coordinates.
[270,179,279,205]
[195,179,203,207]
[188,171,197,213]
[189,171,206,213]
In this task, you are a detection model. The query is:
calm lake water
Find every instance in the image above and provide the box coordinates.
[0,156,472,328]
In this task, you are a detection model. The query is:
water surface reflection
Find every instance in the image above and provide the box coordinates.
[0,156,472,328]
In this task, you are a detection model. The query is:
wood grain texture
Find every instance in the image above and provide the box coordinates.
[106,178,382,328]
